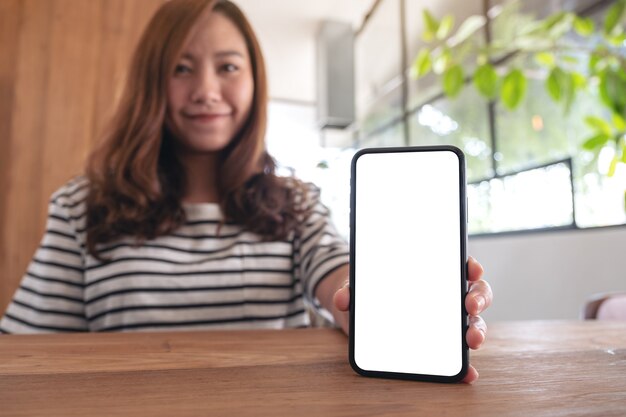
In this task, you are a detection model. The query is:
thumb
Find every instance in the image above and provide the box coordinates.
[333,280,350,312]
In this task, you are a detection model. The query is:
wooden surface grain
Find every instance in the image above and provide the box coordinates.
[0,320,625,416]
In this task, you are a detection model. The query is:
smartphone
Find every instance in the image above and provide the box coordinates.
[349,145,468,383]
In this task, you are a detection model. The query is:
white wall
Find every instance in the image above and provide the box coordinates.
[236,0,372,103]
[468,226,626,322]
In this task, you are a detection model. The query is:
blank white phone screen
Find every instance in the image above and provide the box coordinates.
[354,149,464,377]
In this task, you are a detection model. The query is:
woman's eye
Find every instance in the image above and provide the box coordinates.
[221,63,238,73]
[174,64,191,74]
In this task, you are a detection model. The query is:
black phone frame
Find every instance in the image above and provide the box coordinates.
[348,145,469,383]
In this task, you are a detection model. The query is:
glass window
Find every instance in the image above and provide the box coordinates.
[266,101,321,181]
[311,148,356,239]
[265,0,625,241]
[409,88,493,182]
[494,78,574,175]
[493,48,604,174]
[468,161,575,234]
[574,156,626,228]
[492,43,624,229]
[266,101,353,239]
[490,0,599,21]
[355,0,402,135]
[359,122,405,149]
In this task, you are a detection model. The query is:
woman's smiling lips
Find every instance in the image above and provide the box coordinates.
[184,112,231,123]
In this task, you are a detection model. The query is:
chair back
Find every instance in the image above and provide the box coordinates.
[582,292,626,320]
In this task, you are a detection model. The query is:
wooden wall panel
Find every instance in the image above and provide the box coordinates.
[41,0,101,199]
[92,0,167,148]
[0,0,166,313]
[2,0,53,313]
[0,0,24,319]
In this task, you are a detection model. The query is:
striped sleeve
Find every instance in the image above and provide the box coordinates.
[0,181,88,334]
[298,184,350,310]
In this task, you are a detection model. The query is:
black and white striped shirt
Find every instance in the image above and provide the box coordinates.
[0,178,349,333]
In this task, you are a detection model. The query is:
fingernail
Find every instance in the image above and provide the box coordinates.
[475,295,485,311]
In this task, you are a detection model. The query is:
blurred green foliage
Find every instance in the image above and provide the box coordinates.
[414,0,626,181]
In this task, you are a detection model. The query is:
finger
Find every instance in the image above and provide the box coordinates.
[335,311,349,335]
[462,365,479,384]
[467,256,484,282]
[466,280,493,315]
[333,280,350,312]
[466,315,487,350]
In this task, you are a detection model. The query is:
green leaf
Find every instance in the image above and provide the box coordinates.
[473,63,498,99]
[547,12,574,38]
[514,36,554,50]
[604,1,625,35]
[572,72,587,89]
[563,83,576,114]
[621,142,626,163]
[608,155,618,177]
[413,49,432,78]
[582,133,610,150]
[538,12,575,40]
[546,67,565,101]
[437,15,455,39]
[535,52,555,68]
[443,64,464,98]
[477,54,488,66]
[519,20,547,37]
[607,32,626,46]
[613,113,626,131]
[588,51,607,74]
[599,69,626,116]
[561,55,579,64]
[547,68,576,112]
[542,11,568,30]
[433,48,451,74]
[501,69,527,110]
[585,116,613,136]
[451,15,486,44]
[574,16,595,36]
[422,10,440,41]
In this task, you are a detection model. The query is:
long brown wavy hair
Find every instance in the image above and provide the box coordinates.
[86,0,309,259]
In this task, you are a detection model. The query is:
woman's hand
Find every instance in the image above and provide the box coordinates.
[331,256,493,384]
[461,256,492,383]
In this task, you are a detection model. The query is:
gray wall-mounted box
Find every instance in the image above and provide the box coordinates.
[316,20,355,129]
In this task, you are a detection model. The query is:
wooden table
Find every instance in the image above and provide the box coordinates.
[1,320,625,416]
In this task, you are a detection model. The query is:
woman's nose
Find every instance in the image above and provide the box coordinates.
[191,69,222,104]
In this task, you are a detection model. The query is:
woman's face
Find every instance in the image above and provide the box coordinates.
[166,11,254,155]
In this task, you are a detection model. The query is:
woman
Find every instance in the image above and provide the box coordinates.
[0,0,492,383]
